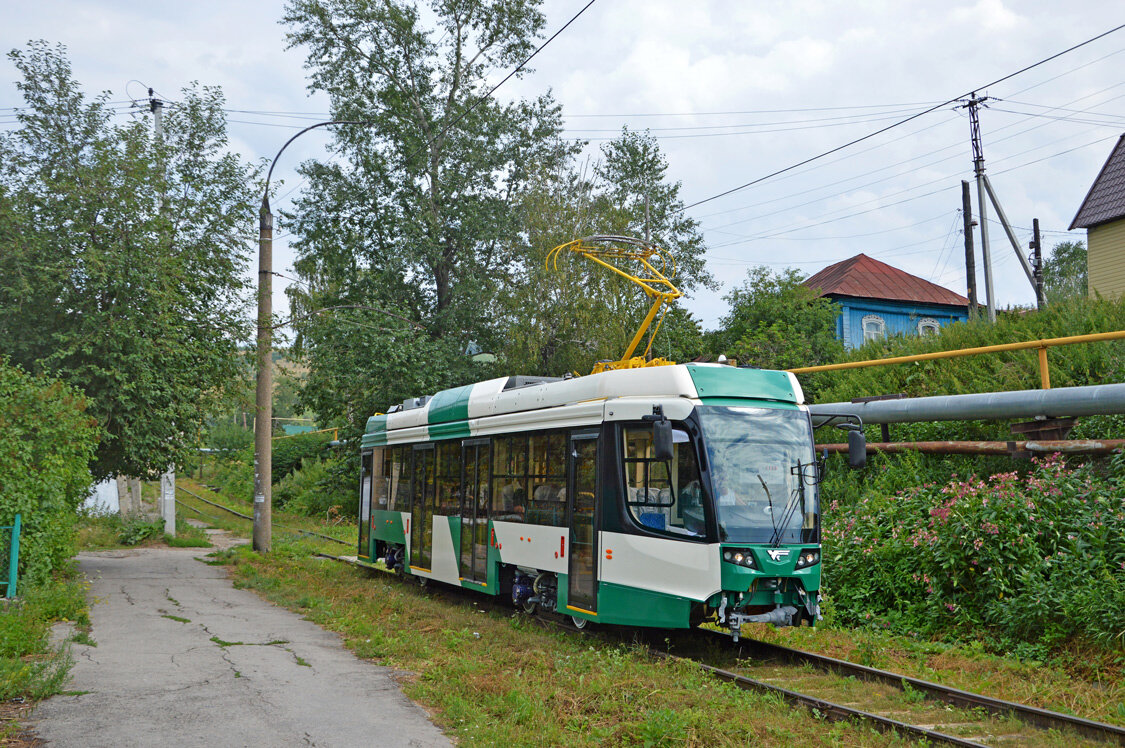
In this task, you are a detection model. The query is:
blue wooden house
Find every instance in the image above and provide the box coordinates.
[803,254,969,349]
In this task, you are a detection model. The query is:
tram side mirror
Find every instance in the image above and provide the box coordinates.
[847,429,867,470]
[652,419,674,462]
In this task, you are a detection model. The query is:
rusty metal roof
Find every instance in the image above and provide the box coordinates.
[803,253,969,306]
[1070,133,1125,230]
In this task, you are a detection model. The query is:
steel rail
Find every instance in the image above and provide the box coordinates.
[720,633,1125,745]
[657,650,984,747]
[175,485,352,547]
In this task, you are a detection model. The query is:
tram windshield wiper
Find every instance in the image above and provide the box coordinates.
[759,474,779,543]
[772,461,806,547]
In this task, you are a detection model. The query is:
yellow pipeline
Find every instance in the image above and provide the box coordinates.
[787,329,1125,389]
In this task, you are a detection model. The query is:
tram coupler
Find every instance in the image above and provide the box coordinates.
[726,605,801,641]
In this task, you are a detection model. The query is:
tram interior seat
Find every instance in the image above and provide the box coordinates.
[629,486,673,531]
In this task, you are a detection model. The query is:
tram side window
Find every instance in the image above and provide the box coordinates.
[491,434,528,522]
[622,425,705,537]
[528,432,566,526]
[390,446,412,512]
[435,441,460,516]
[373,448,390,510]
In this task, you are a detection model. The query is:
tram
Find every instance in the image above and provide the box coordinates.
[357,362,863,639]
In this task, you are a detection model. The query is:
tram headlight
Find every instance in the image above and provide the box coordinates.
[794,549,820,569]
[722,548,756,569]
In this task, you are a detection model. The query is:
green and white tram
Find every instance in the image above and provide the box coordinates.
[358,363,858,639]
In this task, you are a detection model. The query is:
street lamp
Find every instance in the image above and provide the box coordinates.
[254,120,372,553]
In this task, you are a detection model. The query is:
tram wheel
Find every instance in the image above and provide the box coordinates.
[417,576,429,588]
[521,598,537,615]
[570,615,589,630]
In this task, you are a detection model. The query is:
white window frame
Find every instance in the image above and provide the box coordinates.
[861,314,886,342]
[917,317,940,336]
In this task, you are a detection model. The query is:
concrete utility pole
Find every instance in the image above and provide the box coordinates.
[960,93,1040,317]
[962,93,996,323]
[254,119,372,553]
[1031,218,1046,309]
[961,180,978,318]
[253,197,273,553]
[148,88,163,141]
[160,467,176,536]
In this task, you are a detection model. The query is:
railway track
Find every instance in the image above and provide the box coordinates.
[312,553,1125,746]
[699,631,1125,746]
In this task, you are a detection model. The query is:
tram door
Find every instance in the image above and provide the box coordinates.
[409,445,435,571]
[566,434,599,614]
[459,440,490,584]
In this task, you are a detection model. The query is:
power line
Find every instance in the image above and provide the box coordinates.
[693,73,1125,223]
[566,109,932,141]
[561,101,945,118]
[708,130,1114,252]
[699,85,1125,235]
[682,22,1125,211]
[561,106,930,133]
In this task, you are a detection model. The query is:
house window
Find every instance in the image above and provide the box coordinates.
[861,315,885,342]
[918,318,940,336]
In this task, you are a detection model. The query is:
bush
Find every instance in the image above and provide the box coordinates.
[209,450,254,503]
[0,360,99,587]
[272,432,330,484]
[823,454,1125,652]
[275,455,355,518]
[206,420,253,459]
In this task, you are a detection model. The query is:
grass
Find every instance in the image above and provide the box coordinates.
[75,512,212,551]
[0,565,88,711]
[217,544,916,747]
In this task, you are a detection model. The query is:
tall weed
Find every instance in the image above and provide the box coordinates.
[823,455,1125,653]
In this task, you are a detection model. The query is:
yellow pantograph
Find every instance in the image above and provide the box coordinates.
[546,235,683,375]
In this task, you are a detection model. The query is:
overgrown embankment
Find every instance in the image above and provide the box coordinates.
[822,454,1125,657]
[810,297,1125,655]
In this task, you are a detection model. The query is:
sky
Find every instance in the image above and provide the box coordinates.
[4,1,1124,335]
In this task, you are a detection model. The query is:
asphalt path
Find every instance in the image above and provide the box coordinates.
[33,537,451,747]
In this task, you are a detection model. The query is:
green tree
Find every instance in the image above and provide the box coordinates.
[496,128,711,376]
[1042,240,1087,303]
[713,266,843,372]
[0,42,257,480]
[281,0,577,423]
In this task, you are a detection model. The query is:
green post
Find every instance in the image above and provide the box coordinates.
[7,514,20,598]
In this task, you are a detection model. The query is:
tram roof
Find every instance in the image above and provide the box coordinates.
[361,364,803,448]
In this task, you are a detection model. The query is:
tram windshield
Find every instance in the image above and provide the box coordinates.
[698,405,818,545]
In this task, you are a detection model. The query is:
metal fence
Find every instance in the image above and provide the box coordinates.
[1,514,21,598]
